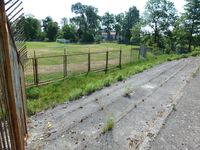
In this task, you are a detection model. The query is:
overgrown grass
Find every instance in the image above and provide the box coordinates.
[26,51,200,116]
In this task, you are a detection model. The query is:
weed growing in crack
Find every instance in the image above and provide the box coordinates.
[192,65,200,78]
[172,103,177,111]
[102,117,115,134]
[123,86,133,98]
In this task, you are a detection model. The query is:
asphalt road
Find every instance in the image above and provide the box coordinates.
[149,64,200,150]
[26,57,200,150]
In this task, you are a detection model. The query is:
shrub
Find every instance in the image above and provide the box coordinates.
[26,88,40,99]
[84,83,96,95]
[167,58,172,61]
[191,51,200,57]
[69,88,83,100]
[103,77,113,87]
[116,74,124,81]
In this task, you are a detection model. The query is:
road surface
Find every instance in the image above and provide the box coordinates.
[27,57,200,150]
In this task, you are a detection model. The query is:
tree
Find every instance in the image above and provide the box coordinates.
[62,24,77,42]
[131,22,141,44]
[144,0,177,47]
[22,16,41,41]
[184,0,200,51]
[42,17,59,41]
[165,16,188,53]
[42,16,53,32]
[71,2,100,43]
[61,17,68,26]
[102,12,115,40]
[122,6,140,44]
[114,13,124,40]
[46,21,59,41]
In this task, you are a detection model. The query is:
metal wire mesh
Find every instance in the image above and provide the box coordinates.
[108,51,120,69]
[90,52,106,71]
[24,58,34,85]
[23,48,142,85]
[122,49,132,64]
[68,53,88,75]
[37,56,64,83]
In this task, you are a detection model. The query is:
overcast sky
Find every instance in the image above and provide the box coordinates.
[22,0,186,23]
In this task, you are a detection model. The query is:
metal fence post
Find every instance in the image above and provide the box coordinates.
[88,49,91,72]
[63,49,67,77]
[119,48,122,69]
[32,58,36,84]
[105,50,108,73]
[138,47,141,60]
[130,47,133,63]
[33,51,39,85]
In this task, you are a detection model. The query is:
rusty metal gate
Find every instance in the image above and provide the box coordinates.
[0,0,27,149]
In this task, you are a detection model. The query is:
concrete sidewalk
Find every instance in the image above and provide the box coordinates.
[149,69,200,150]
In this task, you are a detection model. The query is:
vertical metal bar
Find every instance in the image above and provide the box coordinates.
[0,69,14,150]
[32,58,36,85]
[34,51,39,85]
[19,65,28,138]
[0,99,11,150]
[119,49,122,69]
[35,58,39,85]
[0,103,6,148]
[0,95,11,150]
[0,134,2,148]
[63,49,67,77]
[138,47,141,60]
[88,49,91,72]
[130,47,133,63]
[105,50,108,73]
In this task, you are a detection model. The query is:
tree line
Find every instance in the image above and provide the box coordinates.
[20,0,199,52]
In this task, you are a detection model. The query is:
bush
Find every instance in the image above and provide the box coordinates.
[69,88,83,100]
[80,32,94,43]
[103,77,113,87]
[191,51,200,57]
[84,83,96,95]
[116,74,124,81]
[26,88,40,99]
[95,35,102,44]
[167,58,172,61]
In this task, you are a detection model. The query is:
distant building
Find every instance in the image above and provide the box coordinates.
[101,31,116,40]
[56,39,70,44]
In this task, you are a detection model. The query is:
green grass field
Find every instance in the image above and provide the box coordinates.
[26,42,139,57]
[25,42,140,84]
